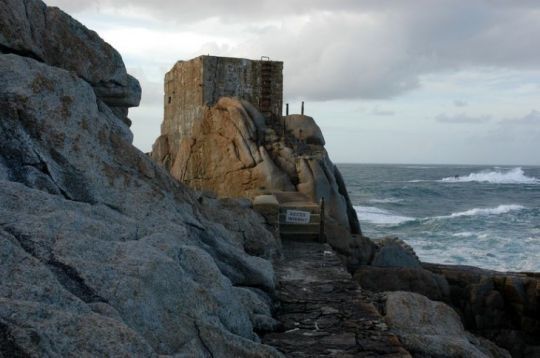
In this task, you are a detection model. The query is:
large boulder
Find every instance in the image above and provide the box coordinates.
[0,10,281,355]
[0,0,140,124]
[384,291,510,358]
[354,266,450,301]
[371,237,421,269]
[151,96,361,239]
[425,263,540,357]
[284,114,325,145]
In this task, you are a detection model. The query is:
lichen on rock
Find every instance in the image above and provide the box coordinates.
[0,2,282,356]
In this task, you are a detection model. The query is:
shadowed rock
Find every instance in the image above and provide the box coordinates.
[0,2,282,355]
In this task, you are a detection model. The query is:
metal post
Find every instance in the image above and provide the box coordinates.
[286,103,289,116]
[319,197,325,242]
[301,101,304,115]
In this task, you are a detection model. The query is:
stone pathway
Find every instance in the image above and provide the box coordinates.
[263,241,410,357]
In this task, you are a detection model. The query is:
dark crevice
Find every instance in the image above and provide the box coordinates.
[2,226,107,305]
[103,203,124,214]
[47,259,107,304]
[0,322,30,358]
[0,44,44,63]
[31,150,73,201]
[193,322,215,358]
[2,227,40,260]
[185,221,205,231]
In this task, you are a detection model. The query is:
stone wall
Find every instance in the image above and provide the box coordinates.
[158,55,283,169]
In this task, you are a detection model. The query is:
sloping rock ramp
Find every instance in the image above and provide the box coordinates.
[263,241,410,357]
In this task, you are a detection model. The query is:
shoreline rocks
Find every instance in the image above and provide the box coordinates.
[351,236,540,357]
[383,291,511,357]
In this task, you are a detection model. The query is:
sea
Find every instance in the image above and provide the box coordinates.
[338,164,540,272]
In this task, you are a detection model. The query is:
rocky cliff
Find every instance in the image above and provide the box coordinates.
[0,1,282,356]
[151,96,361,239]
[2,2,536,358]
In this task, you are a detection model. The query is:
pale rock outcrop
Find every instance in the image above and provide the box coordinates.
[151,97,362,241]
[384,291,511,358]
[0,2,282,355]
[284,114,325,145]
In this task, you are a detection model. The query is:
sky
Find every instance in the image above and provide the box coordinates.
[45,0,540,165]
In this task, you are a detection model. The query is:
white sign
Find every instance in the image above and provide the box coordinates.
[285,210,311,224]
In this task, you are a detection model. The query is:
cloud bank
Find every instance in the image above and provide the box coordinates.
[47,0,540,101]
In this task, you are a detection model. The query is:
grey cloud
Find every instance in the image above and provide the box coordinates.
[479,110,540,150]
[436,113,491,124]
[46,0,540,101]
[372,107,395,116]
[500,110,540,126]
[453,100,468,107]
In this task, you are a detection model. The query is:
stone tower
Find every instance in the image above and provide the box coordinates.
[152,55,361,237]
[163,55,283,143]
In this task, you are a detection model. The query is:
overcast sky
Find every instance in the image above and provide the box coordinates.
[46,0,540,165]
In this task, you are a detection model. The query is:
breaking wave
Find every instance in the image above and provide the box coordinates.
[434,204,526,220]
[441,167,539,184]
[367,197,403,203]
[356,204,525,226]
[354,206,415,225]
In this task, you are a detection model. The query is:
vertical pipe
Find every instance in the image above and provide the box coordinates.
[301,101,304,115]
[319,197,325,243]
[286,103,289,116]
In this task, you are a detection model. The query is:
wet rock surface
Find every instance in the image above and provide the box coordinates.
[263,241,410,357]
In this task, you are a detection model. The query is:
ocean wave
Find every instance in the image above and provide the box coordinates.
[441,167,539,184]
[402,166,436,169]
[434,204,525,219]
[451,231,476,238]
[367,197,403,203]
[354,206,415,225]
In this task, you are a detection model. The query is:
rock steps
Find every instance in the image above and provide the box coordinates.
[263,241,411,357]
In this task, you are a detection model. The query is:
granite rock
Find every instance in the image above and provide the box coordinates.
[284,114,325,146]
[384,291,510,358]
[354,266,450,301]
[0,45,280,358]
[425,263,540,357]
[151,96,361,241]
[0,0,140,112]
[371,237,421,269]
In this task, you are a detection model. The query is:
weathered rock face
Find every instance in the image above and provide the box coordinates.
[0,0,140,126]
[383,291,511,357]
[0,2,281,356]
[425,263,540,357]
[351,236,540,357]
[355,266,451,301]
[152,96,361,238]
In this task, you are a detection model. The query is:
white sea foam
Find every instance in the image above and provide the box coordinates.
[451,231,476,238]
[368,197,403,203]
[441,167,539,184]
[354,206,415,225]
[435,204,525,219]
